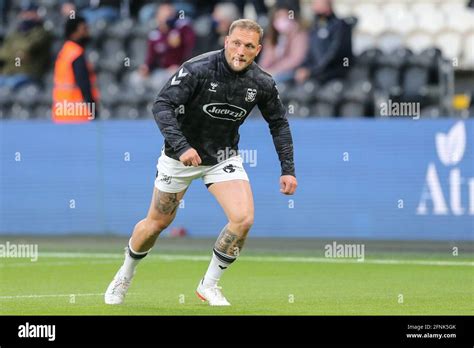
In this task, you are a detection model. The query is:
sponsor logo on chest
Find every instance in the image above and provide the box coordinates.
[203,103,247,121]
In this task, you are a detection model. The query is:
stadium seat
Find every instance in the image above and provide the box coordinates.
[333,2,352,18]
[383,2,416,35]
[314,80,344,116]
[377,31,404,53]
[291,101,312,118]
[411,3,445,34]
[339,100,367,118]
[286,80,319,104]
[14,84,42,108]
[310,102,336,118]
[36,0,57,9]
[420,105,442,118]
[114,105,140,119]
[33,105,51,120]
[462,32,474,68]
[405,31,433,53]
[355,7,386,36]
[86,49,101,68]
[440,0,468,14]
[373,49,409,94]
[352,31,376,56]
[127,37,148,69]
[105,18,134,41]
[346,64,371,85]
[0,86,11,102]
[98,71,118,89]
[445,8,474,33]
[10,104,32,120]
[339,80,372,117]
[420,47,443,84]
[401,53,432,102]
[435,31,462,60]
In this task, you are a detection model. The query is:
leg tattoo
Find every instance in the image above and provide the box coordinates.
[214,225,246,257]
[155,191,179,215]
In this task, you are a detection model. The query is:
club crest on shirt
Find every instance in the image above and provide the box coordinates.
[245,88,257,102]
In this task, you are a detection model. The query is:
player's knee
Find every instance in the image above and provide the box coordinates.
[146,218,172,236]
[231,213,254,232]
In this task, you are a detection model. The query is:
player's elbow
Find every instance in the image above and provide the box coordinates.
[152,100,164,120]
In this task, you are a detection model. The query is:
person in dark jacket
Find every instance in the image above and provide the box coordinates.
[0,2,51,89]
[294,0,353,84]
[105,19,297,307]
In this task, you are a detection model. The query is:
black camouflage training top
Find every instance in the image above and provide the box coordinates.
[152,49,295,176]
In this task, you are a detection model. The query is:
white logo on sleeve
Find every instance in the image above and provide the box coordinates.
[171,68,188,86]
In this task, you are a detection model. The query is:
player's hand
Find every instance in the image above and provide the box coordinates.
[179,148,202,167]
[280,175,297,195]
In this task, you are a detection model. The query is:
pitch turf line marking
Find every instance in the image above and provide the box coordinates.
[0,293,104,299]
[20,252,474,267]
[0,260,120,268]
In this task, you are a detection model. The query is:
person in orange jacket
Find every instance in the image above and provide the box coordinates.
[52,16,99,123]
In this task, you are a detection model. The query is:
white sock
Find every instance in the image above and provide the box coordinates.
[202,249,236,287]
[122,239,150,278]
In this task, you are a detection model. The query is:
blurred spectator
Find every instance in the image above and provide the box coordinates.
[61,0,120,24]
[0,2,51,89]
[196,1,240,54]
[131,1,196,91]
[137,0,200,24]
[234,0,268,25]
[60,1,78,19]
[52,16,100,123]
[294,0,352,85]
[259,5,308,84]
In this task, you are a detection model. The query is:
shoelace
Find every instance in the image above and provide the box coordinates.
[111,276,131,294]
[207,286,226,301]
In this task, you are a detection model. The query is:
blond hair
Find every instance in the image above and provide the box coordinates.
[228,19,264,44]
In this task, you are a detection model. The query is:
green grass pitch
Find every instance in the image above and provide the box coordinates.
[0,237,473,315]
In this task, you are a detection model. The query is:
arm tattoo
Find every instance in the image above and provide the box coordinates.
[155,191,179,215]
[214,226,246,257]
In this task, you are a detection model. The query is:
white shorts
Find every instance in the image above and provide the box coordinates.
[154,151,249,193]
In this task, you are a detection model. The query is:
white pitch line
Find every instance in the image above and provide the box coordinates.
[2,252,471,267]
[0,260,121,268]
[0,293,104,299]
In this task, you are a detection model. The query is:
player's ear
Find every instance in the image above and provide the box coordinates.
[224,36,229,48]
[255,44,262,56]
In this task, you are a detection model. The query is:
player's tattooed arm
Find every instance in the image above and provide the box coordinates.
[155,191,179,215]
[214,226,245,257]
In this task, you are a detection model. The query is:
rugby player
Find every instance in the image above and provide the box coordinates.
[105,19,297,306]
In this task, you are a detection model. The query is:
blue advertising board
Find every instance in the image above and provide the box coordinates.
[0,119,473,240]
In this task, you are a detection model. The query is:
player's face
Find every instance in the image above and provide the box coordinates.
[224,28,262,72]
